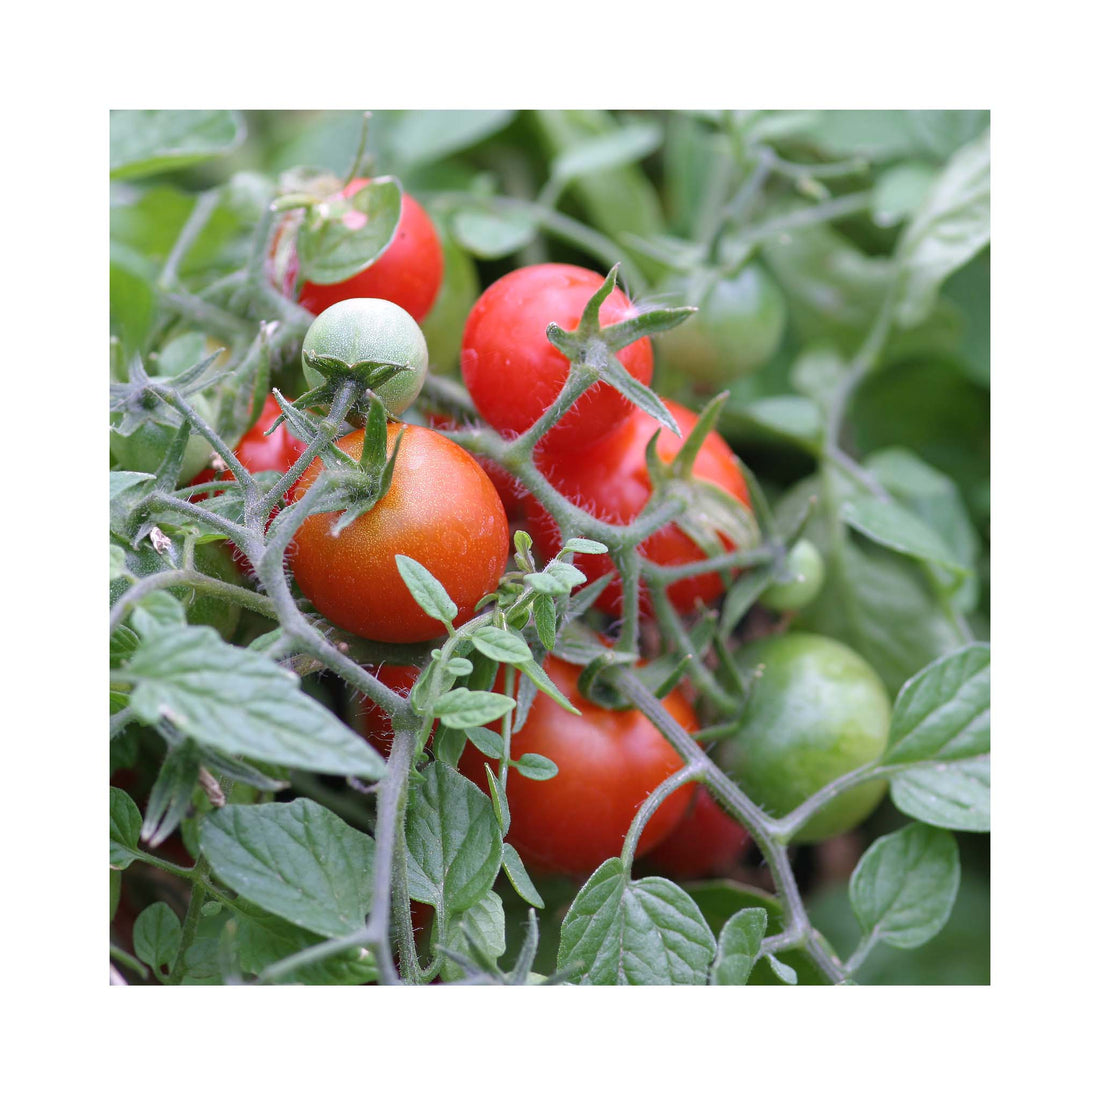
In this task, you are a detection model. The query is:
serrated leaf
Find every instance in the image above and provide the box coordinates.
[395,555,458,626]
[234,900,377,985]
[841,496,968,575]
[471,626,533,665]
[432,688,516,729]
[512,753,558,781]
[502,844,544,909]
[125,625,385,777]
[110,787,143,868]
[891,757,990,832]
[558,860,716,985]
[849,823,960,950]
[711,907,768,985]
[405,763,503,915]
[200,800,375,938]
[297,177,402,284]
[440,891,507,982]
[133,902,182,976]
[885,644,990,765]
[895,130,990,328]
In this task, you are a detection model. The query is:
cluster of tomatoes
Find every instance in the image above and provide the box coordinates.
[192,180,890,886]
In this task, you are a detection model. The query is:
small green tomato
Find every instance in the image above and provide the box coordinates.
[301,298,429,417]
[760,539,826,613]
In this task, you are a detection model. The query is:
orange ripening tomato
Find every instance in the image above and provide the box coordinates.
[289,424,509,643]
[526,399,752,616]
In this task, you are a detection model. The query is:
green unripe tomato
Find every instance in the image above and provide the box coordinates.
[109,389,215,485]
[301,298,429,417]
[419,230,479,375]
[716,633,890,842]
[657,263,787,384]
[760,539,826,613]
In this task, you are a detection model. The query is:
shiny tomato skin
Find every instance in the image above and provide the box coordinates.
[289,425,509,643]
[459,655,696,876]
[424,411,529,519]
[527,399,752,616]
[460,264,654,452]
[293,180,444,322]
[645,787,752,880]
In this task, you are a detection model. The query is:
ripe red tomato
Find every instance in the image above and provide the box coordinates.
[459,655,696,876]
[460,264,654,453]
[526,399,752,616]
[354,664,424,754]
[192,395,307,498]
[289,424,509,643]
[644,787,752,880]
[279,179,444,322]
[424,411,529,519]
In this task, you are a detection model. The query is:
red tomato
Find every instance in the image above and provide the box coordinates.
[644,787,752,880]
[459,655,696,876]
[424,411,529,519]
[277,179,443,322]
[526,399,752,616]
[460,264,654,453]
[289,424,509,643]
[192,395,307,498]
[354,664,424,754]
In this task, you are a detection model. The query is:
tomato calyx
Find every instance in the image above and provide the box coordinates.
[297,347,421,425]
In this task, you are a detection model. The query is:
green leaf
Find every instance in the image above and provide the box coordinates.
[727,395,823,452]
[766,954,798,985]
[471,626,532,665]
[532,593,557,650]
[599,355,680,435]
[895,130,990,328]
[518,658,581,716]
[141,741,200,848]
[125,625,386,777]
[841,496,968,574]
[133,902,182,977]
[549,122,662,185]
[432,688,516,729]
[502,844,544,909]
[512,753,558,781]
[440,891,507,981]
[405,762,503,915]
[545,560,588,589]
[886,644,990,765]
[524,571,573,596]
[297,177,402,285]
[849,823,960,951]
[483,766,510,834]
[451,205,539,259]
[711,908,767,985]
[558,860,716,985]
[871,162,937,228]
[200,800,375,938]
[110,787,143,869]
[110,110,245,180]
[130,590,188,638]
[464,725,506,760]
[891,758,990,832]
[234,901,377,985]
[562,537,609,555]
[395,555,458,627]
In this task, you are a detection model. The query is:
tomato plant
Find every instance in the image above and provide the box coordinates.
[459,655,697,876]
[526,398,752,615]
[716,633,891,842]
[108,110,990,992]
[289,424,510,642]
[460,263,654,452]
[293,179,444,322]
